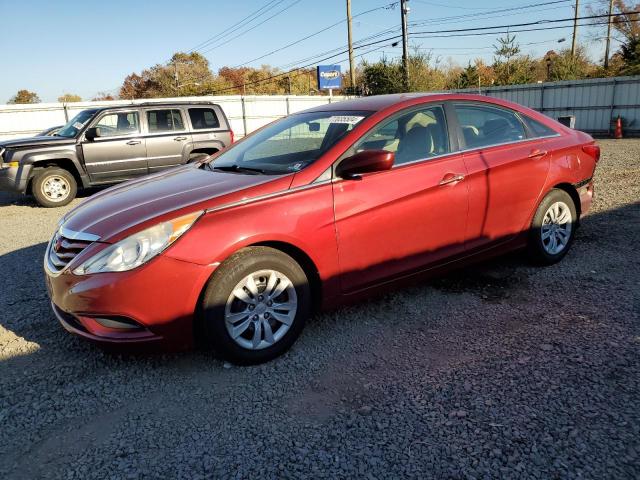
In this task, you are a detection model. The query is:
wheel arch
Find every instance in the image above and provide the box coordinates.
[27,158,83,194]
[552,182,581,221]
[248,240,322,313]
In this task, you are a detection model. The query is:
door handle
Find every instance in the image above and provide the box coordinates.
[528,149,548,158]
[174,136,187,141]
[439,173,465,186]
[126,140,141,145]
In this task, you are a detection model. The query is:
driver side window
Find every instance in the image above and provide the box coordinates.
[355,105,449,166]
[95,112,140,137]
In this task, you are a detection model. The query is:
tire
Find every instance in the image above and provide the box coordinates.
[199,247,311,365]
[527,188,577,265]
[32,167,77,207]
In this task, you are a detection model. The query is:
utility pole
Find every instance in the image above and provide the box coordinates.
[571,0,580,56]
[604,0,614,68]
[346,0,356,90]
[401,0,410,90]
[174,62,179,91]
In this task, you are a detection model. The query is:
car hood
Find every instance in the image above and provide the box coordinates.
[0,135,76,149]
[62,165,291,242]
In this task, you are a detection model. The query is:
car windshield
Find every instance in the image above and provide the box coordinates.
[56,109,99,138]
[209,110,372,175]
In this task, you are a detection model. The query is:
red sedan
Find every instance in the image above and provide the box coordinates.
[44,93,599,364]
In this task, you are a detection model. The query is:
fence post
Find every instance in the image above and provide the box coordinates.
[241,96,248,137]
[286,96,290,115]
[540,83,545,113]
[608,78,617,137]
[63,103,69,123]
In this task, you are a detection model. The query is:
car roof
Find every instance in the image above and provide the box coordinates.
[93,101,219,112]
[301,92,520,113]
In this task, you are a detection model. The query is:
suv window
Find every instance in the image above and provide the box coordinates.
[189,108,220,129]
[147,109,185,132]
[454,104,525,148]
[355,105,449,166]
[523,115,558,137]
[94,112,140,137]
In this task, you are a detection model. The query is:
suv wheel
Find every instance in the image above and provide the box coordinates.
[32,167,77,207]
[199,247,311,365]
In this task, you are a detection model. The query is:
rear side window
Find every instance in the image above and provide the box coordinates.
[189,108,220,129]
[523,115,558,137]
[147,109,185,132]
[454,104,526,149]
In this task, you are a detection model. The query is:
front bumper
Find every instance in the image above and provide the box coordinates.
[0,165,26,193]
[44,253,217,350]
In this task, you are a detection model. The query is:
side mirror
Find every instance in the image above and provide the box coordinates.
[336,150,394,179]
[85,127,100,141]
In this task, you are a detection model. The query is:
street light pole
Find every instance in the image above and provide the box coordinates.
[400,0,410,90]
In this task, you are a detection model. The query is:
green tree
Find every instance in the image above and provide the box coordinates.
[58,93,82,102]
[547,47,595,81]
[493,33,521,84]
[8,89,40,104]
[360,58,404,95]
[456,63,480,89]
[620,36,640,74]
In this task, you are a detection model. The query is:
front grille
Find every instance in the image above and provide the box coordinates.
[47,231,92,273]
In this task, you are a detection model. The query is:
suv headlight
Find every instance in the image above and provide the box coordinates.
[73,211,202,275]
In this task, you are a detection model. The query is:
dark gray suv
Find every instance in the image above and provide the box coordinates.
[0,101,233,207]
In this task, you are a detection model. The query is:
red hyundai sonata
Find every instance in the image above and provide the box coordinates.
[44,93,599,364]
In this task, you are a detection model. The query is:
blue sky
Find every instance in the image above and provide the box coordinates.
[0,0,615,102]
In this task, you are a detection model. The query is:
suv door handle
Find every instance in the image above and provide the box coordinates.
[174,136,187,141]
[528,149,548,158]
[439,173,465,186]
[126,140,141,145]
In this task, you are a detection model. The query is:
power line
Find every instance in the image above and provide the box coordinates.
[233,2,398,68]
[208,10,639,95]
[188,0,285,53]
[199,0,305,55]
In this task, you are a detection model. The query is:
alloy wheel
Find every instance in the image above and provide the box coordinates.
[41,175,71,202]
[541,201,572,255]
[224,269,297,350]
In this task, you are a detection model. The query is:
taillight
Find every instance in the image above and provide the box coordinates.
[582,144,600,163]
[229,130,234,145]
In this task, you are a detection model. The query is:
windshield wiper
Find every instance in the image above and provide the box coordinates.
[212,164,265,175]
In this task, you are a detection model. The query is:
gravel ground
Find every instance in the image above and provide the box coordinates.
[0,139,638,479]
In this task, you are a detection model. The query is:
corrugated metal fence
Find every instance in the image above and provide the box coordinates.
[450,75,640,136]
[0,95,347,141]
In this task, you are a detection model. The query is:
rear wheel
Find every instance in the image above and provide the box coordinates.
[32,167,77,207]
[527,189,577,265]
[200,247,311,364]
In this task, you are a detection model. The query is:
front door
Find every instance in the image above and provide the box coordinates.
[333,104,469,293]
[144,108,191,173]
[81,110,147,182]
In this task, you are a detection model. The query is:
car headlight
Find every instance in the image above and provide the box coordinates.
[73,211,203,275]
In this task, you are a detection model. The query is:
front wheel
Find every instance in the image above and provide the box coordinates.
[199,247,311,364]
[32,167,77,207]
[527,189,577,265]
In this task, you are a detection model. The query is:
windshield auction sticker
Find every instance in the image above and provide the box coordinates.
[327,115,365,124]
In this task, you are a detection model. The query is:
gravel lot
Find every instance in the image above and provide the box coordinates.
[0,139,638,479]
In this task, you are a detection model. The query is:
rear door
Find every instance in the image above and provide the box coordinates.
[187,105,231,151]
[332,104,469,293]
[81,109,147,182]
[451,102,553,251]
[143,108,191,173]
